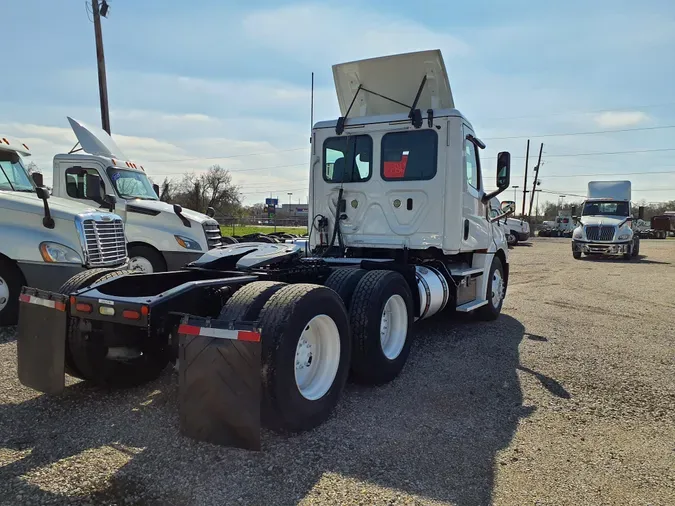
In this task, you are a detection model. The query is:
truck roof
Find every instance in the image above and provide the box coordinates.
[313,107,472,130]
[0,136,31,157]
[331,49,454,119]
[587,180,631,201]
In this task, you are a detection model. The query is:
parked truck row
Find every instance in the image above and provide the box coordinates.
[16,50,517,450]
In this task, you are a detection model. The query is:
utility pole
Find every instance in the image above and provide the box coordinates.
[521,139,530,217]
[92,0,111,134]
[528,142,544,217]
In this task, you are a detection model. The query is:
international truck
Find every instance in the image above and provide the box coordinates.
[0,136,128,325]
[48,117,225,273]
[16,50,514,450]
[571,180,643,259]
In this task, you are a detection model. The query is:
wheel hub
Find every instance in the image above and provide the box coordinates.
[129,256,154,273]
[0,276,8,310]
[491,271,504,307]
[379,294,408,360]
[293,315,341,401]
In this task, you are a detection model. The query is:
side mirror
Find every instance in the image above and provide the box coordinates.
[496,152,511,189]
[36,186,50,200]
[32,172,44,187]
[173,204,183,214]
[500,200,515,213]
[85,173,103,202]
[206,206,216,218]
[152,183,160,198]
[103,193,116,212]
[638,206,645,220]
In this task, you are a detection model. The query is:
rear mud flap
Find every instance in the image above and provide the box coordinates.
[16,287,69,394]
[177,315,262,451]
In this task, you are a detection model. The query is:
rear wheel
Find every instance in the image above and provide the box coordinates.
[476,256,506,321]
[348,270,414,385]
[0,258,24,326]
[65,269,169,387]
[324,268,367,310]
[219,281,286,322]
[257,284,351,432]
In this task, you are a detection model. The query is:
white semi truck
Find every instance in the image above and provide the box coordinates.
[571,180,643,259]
[0,136,128,325]
[48,118,224,272]
[15,50,515,450]
[488,198,529,244]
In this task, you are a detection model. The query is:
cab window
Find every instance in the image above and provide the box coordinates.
[323,135,372,183]
[65,167,104,199]
[464,140,481,190]
[381,130,437,181]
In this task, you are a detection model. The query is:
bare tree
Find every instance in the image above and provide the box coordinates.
[25,161,40,175]
[162,165,241,216]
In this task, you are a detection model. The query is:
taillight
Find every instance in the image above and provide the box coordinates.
[76,303,93,313]
[122,309,141,320]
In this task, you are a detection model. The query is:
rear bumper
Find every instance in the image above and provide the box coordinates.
[17,262,86,292]
[572,240,631,255]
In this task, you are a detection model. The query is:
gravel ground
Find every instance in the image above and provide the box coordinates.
[1,238,673,505]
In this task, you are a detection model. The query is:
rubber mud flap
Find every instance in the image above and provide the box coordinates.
[178,316,262,451]
[16,287,69,394]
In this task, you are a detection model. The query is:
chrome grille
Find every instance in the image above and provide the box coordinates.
[203,220,223,249]
[83,219,127,266]
[586,225,615,241]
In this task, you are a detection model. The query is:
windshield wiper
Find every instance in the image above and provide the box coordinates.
[0,166,15,191]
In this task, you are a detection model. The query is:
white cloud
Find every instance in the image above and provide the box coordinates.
[240,3,471,66]
[593,111,650,128]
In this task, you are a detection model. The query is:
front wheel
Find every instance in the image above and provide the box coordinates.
[0,258,24,326]
[127,245,167,273]
[476,256,506,321]
[573,250,582,260]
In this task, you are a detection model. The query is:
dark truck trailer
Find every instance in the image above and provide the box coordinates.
[650,214,675,239]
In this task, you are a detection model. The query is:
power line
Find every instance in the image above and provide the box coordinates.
[511,169,675,179]
[509,147,675,160]
[481,101,675,122]
[483,124,675,141]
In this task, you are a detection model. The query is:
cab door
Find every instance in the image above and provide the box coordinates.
[460,124,491,251]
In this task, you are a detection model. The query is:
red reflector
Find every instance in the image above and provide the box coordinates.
[19,294,30,303]
[238,330,261,342]
[55,302,67,311]
[75,303,92,313]
[141,305,149,316]
[122,310,141,320]
[177,324,200,335]
[70,296,76,306]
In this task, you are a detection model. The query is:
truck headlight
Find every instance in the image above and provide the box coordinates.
[618,233,630,240]
[39,242,82,264]
[174,235,202,251]
[572,228,583,239]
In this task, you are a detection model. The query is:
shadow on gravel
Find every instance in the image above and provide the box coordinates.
[580,254,670,265]
[0,326,17,344]
[0,313,541,506]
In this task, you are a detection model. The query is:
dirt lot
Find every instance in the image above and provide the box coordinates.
[1,239,673,505]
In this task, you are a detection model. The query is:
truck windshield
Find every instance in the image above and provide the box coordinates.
[106,167,158,200]
[582,201,629,217]
[0,152,34,192]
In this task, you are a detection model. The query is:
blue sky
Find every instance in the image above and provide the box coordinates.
[2,0,675,206]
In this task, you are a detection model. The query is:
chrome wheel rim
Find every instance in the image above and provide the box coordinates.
[294,315,341,401]
[491,270,504,308]
[380,294,408,360]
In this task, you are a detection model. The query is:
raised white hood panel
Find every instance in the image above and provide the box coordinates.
[67,116,127,159]
[332,49,454,117]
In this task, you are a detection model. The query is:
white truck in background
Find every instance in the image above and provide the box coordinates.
[571,180,643,260]
[47,118,224,273]
[489,198,529,245]
[0,136,128,325]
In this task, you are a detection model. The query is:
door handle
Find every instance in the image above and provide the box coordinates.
[464,219,470,240]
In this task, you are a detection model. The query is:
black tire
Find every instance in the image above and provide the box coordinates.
[632,237,640,258]
[573,251,582,260]
[509,230,519,245]
[348,270,414,385]
[0,257,25,326]
[256,235,275,244]
[476,256,506,321]
[324,268,368,310]
[219,281,287,322]
[67,269,168,387]
[258,284,351,432]
[128,244,167,273]
[221,236,238,245]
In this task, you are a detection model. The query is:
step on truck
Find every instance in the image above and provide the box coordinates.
[48,117,227,272]
[571,180,644,259]
[0,136,128,325]
[16,50,514,450]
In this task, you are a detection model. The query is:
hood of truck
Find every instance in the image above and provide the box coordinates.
[506,217,529,232]
[332,49,453,117]
[68,116,127,159]
[125,199,212,224]
[0,190,104,220]
[580,215,626,227]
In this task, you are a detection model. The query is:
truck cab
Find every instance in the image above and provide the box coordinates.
[571,180,642,259]
[488,198,529,244]
[50,118,224,272]
[0,136,127,325]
